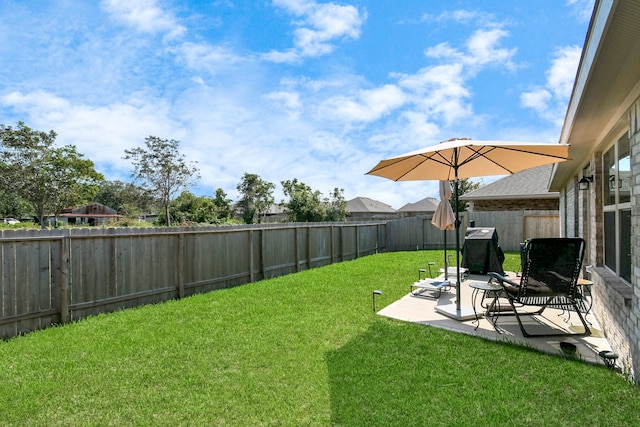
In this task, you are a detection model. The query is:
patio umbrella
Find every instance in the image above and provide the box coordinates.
[431,180,455,280]
[367,138,570,320]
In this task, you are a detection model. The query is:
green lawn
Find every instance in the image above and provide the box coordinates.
[0,251,638,426]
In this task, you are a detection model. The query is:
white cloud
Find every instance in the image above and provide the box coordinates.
[407,24,516,125]
[264,0,365,62]
[425,27,516,72]
[401,111,441,141]
[261,49,301,64]
[318,84,407,123]
[3,91,71,120]
[263,91,303,120]
[101,0,186,39]
[313,21,517,128]
[546,46,582,99]
[396,63,471,125]
[566,0,596,23]
[520,88,552,113]
[465,28,517,70]
[520,45,581,125]
[173,42,246,72]
[264,91,302,110]
[422,9,497,25]
[1,90,179,176]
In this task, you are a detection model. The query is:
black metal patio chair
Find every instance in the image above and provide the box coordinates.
[487,238,591,337]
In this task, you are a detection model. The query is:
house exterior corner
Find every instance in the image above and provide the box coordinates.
[550,0,640,380]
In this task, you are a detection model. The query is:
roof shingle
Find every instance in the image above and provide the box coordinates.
[460,165,559,200]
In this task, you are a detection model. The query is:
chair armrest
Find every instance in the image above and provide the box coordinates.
[548,270,571,283]
[488,271,520,288]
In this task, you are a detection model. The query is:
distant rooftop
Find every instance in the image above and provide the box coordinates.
[460,165,559,200]
[347,197,396,213]
[398,197,439,212]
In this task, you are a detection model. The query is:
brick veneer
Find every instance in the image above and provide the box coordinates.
[580,102,640,380]
[471,199,559,212]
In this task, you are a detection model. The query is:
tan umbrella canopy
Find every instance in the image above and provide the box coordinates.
[367,138,570,319]
[367,138,570,181]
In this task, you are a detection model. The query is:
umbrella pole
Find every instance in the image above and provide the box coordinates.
[435,172,474,321]
[454,177,461,314]
[443,230,448,280]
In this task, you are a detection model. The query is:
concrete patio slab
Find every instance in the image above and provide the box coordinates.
[378,272,615,368]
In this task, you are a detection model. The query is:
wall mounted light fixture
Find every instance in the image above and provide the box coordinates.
[578,175,593,191]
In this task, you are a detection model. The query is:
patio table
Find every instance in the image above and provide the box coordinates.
[469,281,503,332]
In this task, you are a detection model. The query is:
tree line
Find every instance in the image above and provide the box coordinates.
[0,122,348,227]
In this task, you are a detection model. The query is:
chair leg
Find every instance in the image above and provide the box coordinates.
[570,303,591,336]
[504,298,591,338]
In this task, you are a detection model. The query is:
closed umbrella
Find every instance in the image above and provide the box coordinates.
[367,138,570,320]
[431,180,455,231]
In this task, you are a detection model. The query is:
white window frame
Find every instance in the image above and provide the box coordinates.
[602,132,631,283]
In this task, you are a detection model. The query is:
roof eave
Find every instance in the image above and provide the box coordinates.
[460,193,559,201]
[550,0,640,191]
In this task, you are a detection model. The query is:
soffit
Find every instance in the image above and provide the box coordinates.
[551,0,640,190]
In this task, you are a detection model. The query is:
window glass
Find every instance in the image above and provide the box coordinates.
[620,209,631,282]
[618,135,631,204]
[603,145,615,206]
[602,133,632,283]
[604,211,616,271]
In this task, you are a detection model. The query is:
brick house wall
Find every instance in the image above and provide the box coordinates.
[471,198,558,212]
[629,101,640,378]
[572,99,640,379]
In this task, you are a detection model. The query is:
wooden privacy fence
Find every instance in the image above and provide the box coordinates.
[0,222,390,338]
[385,213,468,251]
[466,210,559,251]
[0,216,461,338]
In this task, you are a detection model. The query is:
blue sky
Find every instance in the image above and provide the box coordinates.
[0,0,595,209]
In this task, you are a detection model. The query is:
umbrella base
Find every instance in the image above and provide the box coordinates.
[435,303,476,321]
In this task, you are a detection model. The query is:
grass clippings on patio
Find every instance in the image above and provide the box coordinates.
[0,251,638,426]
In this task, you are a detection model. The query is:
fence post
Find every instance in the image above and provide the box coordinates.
[249,230,255,283]
[330,226,335,263]
[260,228,266,279]
[307,226,312,269]
[177,232,185,299]
[295,227,300,272]
[340,226,345,261]
[59,229,70,324]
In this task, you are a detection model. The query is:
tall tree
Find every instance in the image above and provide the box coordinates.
[161,191,220,225]
[324,187,348,222]
[124,136,200,227]
[213,188,233,221]
[0,190,32,220]
[451,178,481,212]
[280,178,325,222]
[0,122,104,227]
[236,173,275,224]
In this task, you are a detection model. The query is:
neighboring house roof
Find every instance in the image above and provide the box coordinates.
[265,204,286,215]
[70,202,118,215]
[397,197,439,212]
[347,197,396,213]
[52,202,122,219]
[550,0,640,190]
[461,165,559,201]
